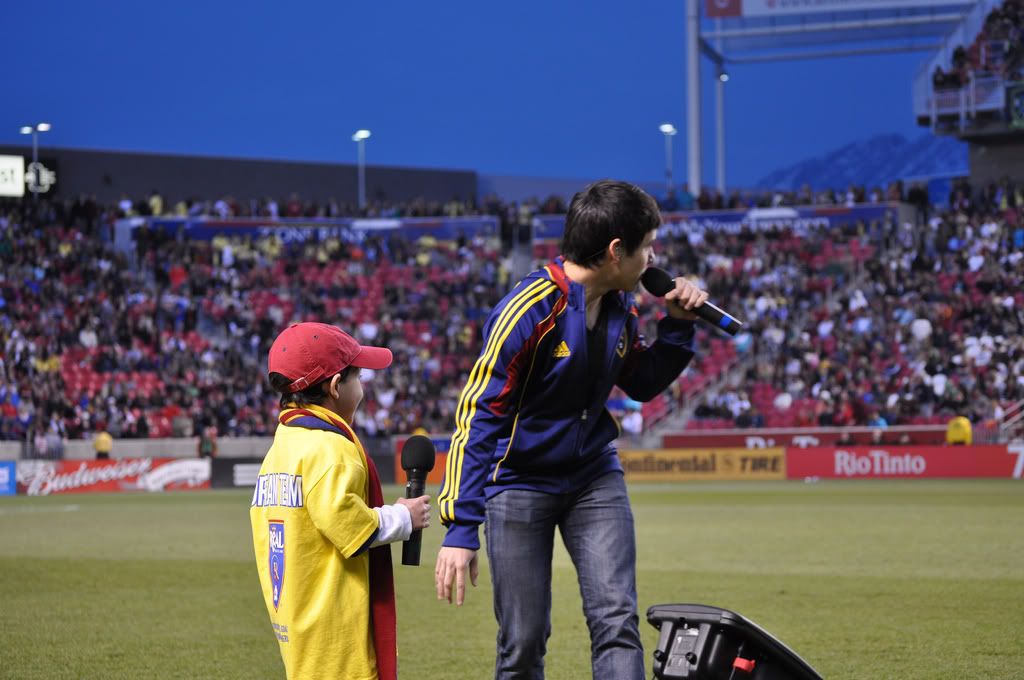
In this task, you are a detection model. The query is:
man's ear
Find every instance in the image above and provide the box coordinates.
[609,239,624,262]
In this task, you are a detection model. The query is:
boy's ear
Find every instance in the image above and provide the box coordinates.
[326,374,342,399]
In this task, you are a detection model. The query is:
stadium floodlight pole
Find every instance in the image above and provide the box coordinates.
[715,16,726,195]
[659,123,677,195]
[686,0,702,194]
[716,68,727,194]
[19,122,50,201]
[352,129,371,212]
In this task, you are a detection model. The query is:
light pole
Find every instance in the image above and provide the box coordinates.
[716,69,728,193]
[659,123,677,196]
[19,122,51,201]
[352,129,371,212]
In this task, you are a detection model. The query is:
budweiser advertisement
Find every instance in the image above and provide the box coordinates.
[786,444,1024,480]
[16,458,211,496]
[663,427,946,450]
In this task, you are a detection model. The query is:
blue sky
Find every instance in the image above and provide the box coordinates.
[3,0,930,188]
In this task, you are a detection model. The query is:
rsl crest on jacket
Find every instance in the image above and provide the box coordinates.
[269,520,285,610]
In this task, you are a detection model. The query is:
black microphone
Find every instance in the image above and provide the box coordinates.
[400,434,436,566]
[640,267,744,336]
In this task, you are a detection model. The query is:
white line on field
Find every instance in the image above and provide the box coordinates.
[0,504,81,515]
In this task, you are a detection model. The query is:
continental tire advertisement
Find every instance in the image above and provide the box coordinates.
[618,448,786,481]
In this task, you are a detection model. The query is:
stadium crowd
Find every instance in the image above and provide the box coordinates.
[657,179,918,213]
[1,174,1022,453]
[690,177,1024,430]
[0,196,516,450]
[111,179,918,223]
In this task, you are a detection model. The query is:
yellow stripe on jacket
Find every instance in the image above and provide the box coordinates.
[439,278,557,522]
[439,278,550,512]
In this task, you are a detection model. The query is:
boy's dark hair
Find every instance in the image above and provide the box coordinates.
[269,366,357,408]
[561,180,661,268]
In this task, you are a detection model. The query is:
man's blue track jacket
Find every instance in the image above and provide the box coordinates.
[438,258,697,550]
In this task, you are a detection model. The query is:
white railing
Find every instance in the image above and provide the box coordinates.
[1000,398,1024,441]
[918,74,1008,129]
[979,39,1010,72]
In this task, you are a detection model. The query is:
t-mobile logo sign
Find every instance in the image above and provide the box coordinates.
[1010,444,1024,479]
[705,0,741,18]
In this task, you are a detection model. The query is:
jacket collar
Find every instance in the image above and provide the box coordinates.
[546,257,631,312]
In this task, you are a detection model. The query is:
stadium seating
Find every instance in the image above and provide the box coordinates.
[686,193,1024,430]
[930,0,1023,90]
[1,180,1021,447]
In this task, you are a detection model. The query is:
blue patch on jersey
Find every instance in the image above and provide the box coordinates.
[269,520,285,611]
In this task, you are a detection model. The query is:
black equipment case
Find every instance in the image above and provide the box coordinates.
[647,603,824,680]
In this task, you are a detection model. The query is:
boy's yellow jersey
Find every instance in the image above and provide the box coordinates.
[250,404,380,680]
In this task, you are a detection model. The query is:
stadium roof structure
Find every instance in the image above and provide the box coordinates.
[686,0,977,192]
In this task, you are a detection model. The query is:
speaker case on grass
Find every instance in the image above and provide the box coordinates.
[647,603,824,680]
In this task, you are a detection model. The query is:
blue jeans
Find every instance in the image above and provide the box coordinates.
[484,471,644,680]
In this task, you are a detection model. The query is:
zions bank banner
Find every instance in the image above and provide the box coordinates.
[704,0,963,19]
[0,461,15,496]
[16,458,211,496]
[786,444,1024,480]
[532,203,901,243]
[663,427,947,449]
[119,215,499,247]
[211,457,263,489]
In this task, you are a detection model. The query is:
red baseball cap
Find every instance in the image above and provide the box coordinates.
[268,322,392,393]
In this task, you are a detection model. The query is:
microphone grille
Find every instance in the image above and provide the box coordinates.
[400,435,436,471]
[640,267,674,297]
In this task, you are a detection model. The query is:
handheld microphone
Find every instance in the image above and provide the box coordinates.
[400,434,436,566]
[640,267,744,336]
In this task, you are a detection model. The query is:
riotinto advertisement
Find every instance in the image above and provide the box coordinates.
[618,448,786,481]
[786,445,1024,479]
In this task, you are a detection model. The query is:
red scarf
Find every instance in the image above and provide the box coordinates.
[279,406,398,680]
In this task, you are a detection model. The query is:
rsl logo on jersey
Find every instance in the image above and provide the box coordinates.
[616,327,628,358]
[269,520,285,611]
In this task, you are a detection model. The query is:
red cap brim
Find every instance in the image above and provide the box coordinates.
[351,346,393,370]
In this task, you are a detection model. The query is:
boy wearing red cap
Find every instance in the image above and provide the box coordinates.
[250,322,431,680]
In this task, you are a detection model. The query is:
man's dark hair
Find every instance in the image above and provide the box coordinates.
[268,366,357,408]
[561,180,661,268]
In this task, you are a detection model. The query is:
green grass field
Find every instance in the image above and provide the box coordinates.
[1,480,1022,679]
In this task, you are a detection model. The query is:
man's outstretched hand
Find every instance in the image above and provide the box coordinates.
[435,546,478,606]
